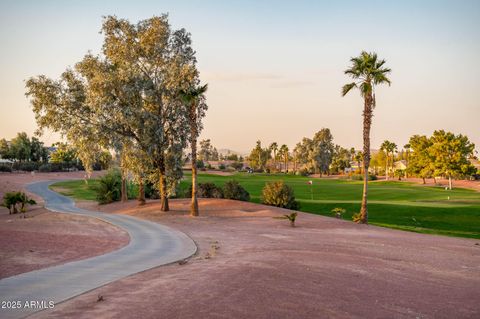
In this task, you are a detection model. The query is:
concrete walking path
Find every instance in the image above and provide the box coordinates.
[0,180,197,319]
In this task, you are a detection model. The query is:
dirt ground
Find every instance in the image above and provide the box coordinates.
[30,198,480,319]
[0,172,129,279]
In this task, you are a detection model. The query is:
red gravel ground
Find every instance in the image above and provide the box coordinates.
[31,198,480,319]
[0,172,129,279]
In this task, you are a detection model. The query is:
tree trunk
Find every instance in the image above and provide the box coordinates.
[422,177,426,184]
[159,157,169,212]
[137,179,145,206]
[121,170,128,202]
[359,93,373,224]
[190,103,199,217]
[448,176,452,190]
[385,155,388,180]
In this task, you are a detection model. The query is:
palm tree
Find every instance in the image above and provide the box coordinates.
[404,143,411,178]
[269,142,278,171]
[342,51,391,224]
[279,144,289,172]
[180,84,208,217]
[380,140,396,180]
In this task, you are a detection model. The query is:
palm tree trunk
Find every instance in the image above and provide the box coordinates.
[448,176,452,190]
[359,94,373,224]
[190,103,199,217]
[385,154,388,180]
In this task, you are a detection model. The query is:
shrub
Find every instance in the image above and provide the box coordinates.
[296,168,310,176]
[94,169,122,204]
[1,191,36,214]
[0,164,12,172]
[196,160,205,169]
[223,180,250,201]
[219,164,226,170]
[230,162,243,170]
[261,181,299,210]
[273,212,298,227]
[350,174,377,181]
[12,162,40,172]
[188,182,223,198]
[331,207,346,219]
[144,181,160,199]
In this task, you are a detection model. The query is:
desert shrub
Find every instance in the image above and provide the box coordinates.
[230,162,243,170]
[296,168,310,176]
[262,181,299,210]
[12,162,40,172]
[0,164,12,172]
[144,181,160,199]
[350,174,377,181]
[223,180,250,201]
[94,169,122,204]
[332,207,346,219]
[188,182,223,198]
[196,160,205,169]
[1,191,36,214]
[273,212,298,227]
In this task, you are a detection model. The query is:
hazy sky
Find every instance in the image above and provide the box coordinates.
[0,0,479,154]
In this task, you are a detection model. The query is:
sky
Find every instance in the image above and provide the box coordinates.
[0,0,479,154]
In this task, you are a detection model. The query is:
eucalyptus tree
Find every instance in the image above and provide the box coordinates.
[312,128,334,176]
[26,15,204,211]
[342,51,391,223]
[180,84,208,217]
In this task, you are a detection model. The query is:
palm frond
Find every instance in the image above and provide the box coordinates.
[341,82,357,96]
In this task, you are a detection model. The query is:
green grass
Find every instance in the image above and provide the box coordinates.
[50,179,100,201]
[50,172,480,239]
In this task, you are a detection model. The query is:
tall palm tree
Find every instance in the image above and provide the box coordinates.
[380,140,396,180]
[404,143,411,178]
[279,144,289,172]
[269,142,278,171]
[342,51,391,224]
[180,84,208,217]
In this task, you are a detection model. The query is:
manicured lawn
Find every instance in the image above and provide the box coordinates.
[50,179,100,201]
[50,173,480,239]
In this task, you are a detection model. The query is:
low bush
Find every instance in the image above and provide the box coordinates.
[12,162,40,171]
[1,191,36,214]
[219,164,226,170]
[188,182,223,198]
[223,180,250,201]
[94,169,122,204]
[349,174,377,181]
[0,164,12,172]
[261,181,299,210]
[296,168,310,176]
[230,162,243,170]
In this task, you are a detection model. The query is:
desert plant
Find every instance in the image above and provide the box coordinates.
[1,192,19,214]
[230,162,243,170]
[223,180,250,201]
[219,163,226,170]
[352,212,362,223]
[262,181,299,210]
[274,212,298,227]
[188,182,223,198]
[94,168,122,204]
[332,207,346,219]
[1,191,36,214]
[0,164,12,172]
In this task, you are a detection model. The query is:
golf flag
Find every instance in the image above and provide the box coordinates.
[307,180,313,185]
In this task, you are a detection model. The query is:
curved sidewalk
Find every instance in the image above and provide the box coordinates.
[0,180,197,319]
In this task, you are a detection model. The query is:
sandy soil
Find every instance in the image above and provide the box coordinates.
[0,172,129,279]
[31,198,480,319]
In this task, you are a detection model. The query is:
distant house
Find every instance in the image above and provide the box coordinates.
[393,160,407,171]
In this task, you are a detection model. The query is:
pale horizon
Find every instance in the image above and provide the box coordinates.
[0,0,479,154]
